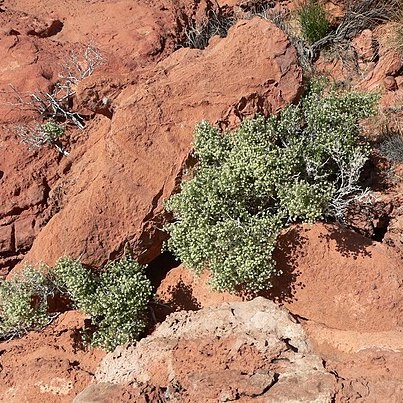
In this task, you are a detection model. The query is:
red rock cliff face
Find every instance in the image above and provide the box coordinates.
[0,0,267,273]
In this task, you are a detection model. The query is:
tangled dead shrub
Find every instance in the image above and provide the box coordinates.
[16,120,68,155]
[257,0,400,71]
[7,45,103,155]
[182,9,235,49]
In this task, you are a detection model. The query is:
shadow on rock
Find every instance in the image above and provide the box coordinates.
[163,280,202,312]
[257,226,308,304]
[260,223,375,304]
[152,280,202,324]
[318,223,373,260]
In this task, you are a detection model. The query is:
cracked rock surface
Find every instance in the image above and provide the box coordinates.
[75,297,337,402]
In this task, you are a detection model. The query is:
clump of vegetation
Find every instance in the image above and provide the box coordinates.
[0,267,56,338]
[53,256,153,351]
[378,127,403,163]
[39,120,65,142]
[0,256,152,351]
[17,120,67,155]
[257,0,399,71]
[165,84,377,293]
[297,0,330,45]
[183,9,235,49]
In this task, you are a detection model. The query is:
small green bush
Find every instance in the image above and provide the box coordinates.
[0,256,153,351]
[51,257,96,306]
[39,120,65,143]
[17,119,67,155]
[53,256,153,351]
[297,0,330,45]
[165,84,377,293]
[0,266,55,338]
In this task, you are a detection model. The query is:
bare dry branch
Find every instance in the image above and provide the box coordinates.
[16,121,69,156]
[7,44,103,131]
[311,0,400,58]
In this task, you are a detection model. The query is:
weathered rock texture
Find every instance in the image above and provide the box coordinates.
[155,222,403,402]
[0,127,61,275]
[305,321,403,403]
[276,223,403,333]
[0,311,105,402]
[4,0,304,274]
[75,297,337,402]
[17,17,302,270]
[156,264,241,313]
[281,224,403,403]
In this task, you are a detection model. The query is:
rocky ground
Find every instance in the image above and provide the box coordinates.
[0,0,402,402]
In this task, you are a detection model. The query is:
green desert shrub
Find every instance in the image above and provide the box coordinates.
[0,256,152,351]
[297,0,330,44]
[0,266,55,338]
[53,256,153,351]
[165,84,377,293]
[39,120,65,143]
[51,257,96,307]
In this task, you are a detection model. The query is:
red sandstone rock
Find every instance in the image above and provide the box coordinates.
[384,75,398,91]
[1,2,403,402]
[18,18,302,269]
[0,125,61,273]
[158,222,403,335]
[0,311,105,402]
[324,1,345,24]
[75,298,337,403]
[276,223,403,332]
[0,0,227,272]
[352,29,375,62]
[156,265,241,317]
[384,212,403,256]
[156,223,403,402]
[0,224,13,253]
[303,321,403,402]
[14,216,36,251]
[361,51,403,91]
[4,0,179,63]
